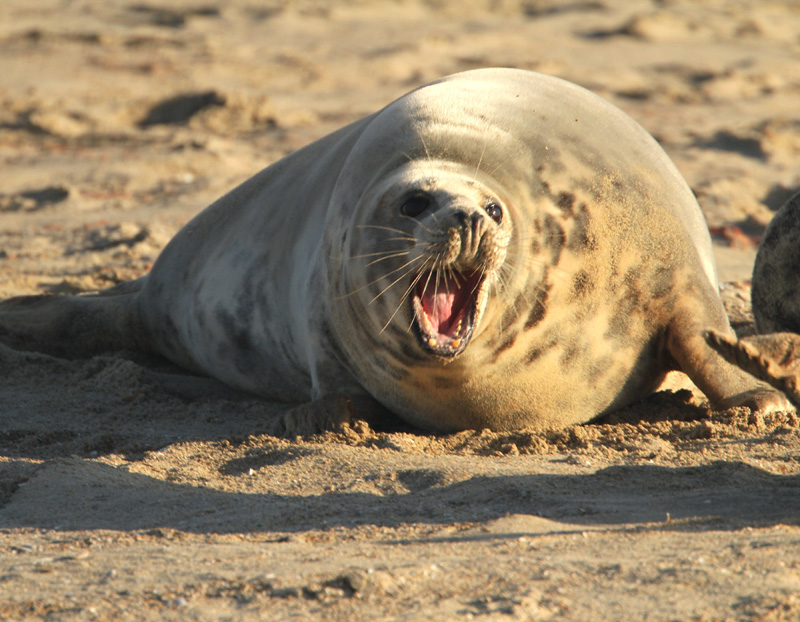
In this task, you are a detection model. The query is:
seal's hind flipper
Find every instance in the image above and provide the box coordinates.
[705,330,800,407]
[663,304,793,414]
[0,280,145,359]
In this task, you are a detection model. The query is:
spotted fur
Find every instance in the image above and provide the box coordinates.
[752,191,800,334]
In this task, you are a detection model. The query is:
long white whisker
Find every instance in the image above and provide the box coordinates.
[365,250,411,268]
[335,255,424,300]
[484,145,524,180]
[473,140,487,182]
[471,265,486,296]
[357,224,412,236]
[383,236,418,244]
[381,257,433,334]
[420,264,435,297]
[406,262,436,332]
[427,207,442,228]
[350,248,412,261]
[434,266,443,302]
[418,131,436,181]
[368,256,426,305]
[400,213,435,235]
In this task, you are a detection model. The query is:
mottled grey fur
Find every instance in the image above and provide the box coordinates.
[752,191,800,334]
[0,69,790,432]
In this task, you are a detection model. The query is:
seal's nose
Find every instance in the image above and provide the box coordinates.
[452,209,488,260]
[454,210,485,230]
[471,212,484,234]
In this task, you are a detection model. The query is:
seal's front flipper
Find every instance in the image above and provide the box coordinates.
[274,394,356,437]
[666,320,794,414]
[0,281,144,358]
[272,394,393,437]
[705,330,800,407]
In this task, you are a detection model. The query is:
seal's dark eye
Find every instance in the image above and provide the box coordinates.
[401,192,433,218]
[485,201,503,224]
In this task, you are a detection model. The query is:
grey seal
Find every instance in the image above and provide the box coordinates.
[752,190,800,334]
[0,68,790,432]
[704,191,800,407]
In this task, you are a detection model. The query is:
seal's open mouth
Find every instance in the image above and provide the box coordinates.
[412,269,482,358]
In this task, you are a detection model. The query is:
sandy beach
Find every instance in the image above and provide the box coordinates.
[1,1,800,619]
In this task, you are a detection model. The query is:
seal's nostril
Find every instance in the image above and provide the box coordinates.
[471,212,483,231]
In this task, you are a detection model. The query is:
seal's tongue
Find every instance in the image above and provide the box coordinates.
[420,273,467,336]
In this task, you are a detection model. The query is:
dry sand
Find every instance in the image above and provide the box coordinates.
[1,1,800,620]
